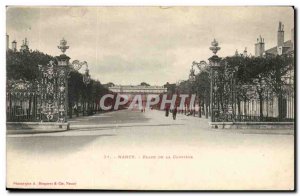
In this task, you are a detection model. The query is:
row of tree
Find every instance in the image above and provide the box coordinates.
[164,54,294,120]
[6,49,114,117]
[221,54,293,119]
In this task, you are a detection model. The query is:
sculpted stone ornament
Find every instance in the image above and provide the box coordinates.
[209,38,221,55]
[57,38,69,54]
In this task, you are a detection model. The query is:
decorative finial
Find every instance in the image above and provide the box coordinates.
[209,38,221,55]
[189,67,196,82]
[58,38,69,54]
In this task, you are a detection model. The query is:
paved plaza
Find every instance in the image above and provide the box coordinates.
[6,109,294,190]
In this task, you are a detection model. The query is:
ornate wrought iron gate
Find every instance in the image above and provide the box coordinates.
[208,40,294,123]
[6,79,40,122]
[38,59,68,122]
[6,38,89,123]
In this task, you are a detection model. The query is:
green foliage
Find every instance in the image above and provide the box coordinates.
[7,50,53,81]
[164,82,176,94]
[140,82,150,86]
[263,54,294,94]
[6,49,110,107]
[177,80,191,94]
[104,82,115,88]
[176,54,293,117]
[223,55,293,97]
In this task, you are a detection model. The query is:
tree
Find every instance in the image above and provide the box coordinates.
[247,57,269,119]
[104,82,115,88]
[140,82,150,86]
[6,49,114,118]
[264,54,294,120]
[6,50,53,81]
[222,54,293,120]
[195,70,210,118]
[164,82,176,94]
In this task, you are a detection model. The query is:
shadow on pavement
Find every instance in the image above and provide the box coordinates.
[70,123,185,131]
[6,134,115,156]
[70,109,152,125]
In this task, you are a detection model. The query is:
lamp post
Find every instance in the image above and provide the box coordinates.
[208,39,221,122]
[83,64,91,85]
[189,66,196,116]
[82,63,91,115]
[232,65,239,119]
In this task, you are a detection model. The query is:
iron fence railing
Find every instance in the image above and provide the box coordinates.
[214,113,294,122]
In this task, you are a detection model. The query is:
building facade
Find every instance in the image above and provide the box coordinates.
[109,85,167,109]
[109,85,167,94]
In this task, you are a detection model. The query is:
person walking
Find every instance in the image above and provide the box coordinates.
[172,107,177,120]
[165,104,170,117]
[73,104,79,117]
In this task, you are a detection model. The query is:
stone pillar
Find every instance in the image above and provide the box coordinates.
[208,39,221,122]
[57,54,70,123]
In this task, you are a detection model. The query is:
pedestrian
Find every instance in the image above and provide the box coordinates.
[73,104,79,117]
[165,107,169,117]
[172,107,177,120]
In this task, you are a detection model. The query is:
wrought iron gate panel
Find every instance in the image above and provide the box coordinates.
[6,39,89,123]
[6,79,40,122]
[38,60,68,122]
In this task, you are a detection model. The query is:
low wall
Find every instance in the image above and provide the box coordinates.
[6,122,70,134]
[209,121,294,129]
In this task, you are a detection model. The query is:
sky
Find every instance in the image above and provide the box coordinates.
[6,6,294,86]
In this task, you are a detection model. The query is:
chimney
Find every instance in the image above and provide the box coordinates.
[277,21,284,47]
[255,35,265,57]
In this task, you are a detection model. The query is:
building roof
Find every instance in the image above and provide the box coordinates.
[109,85,167,94]
[110,85,166,89]
[265,40,293,55]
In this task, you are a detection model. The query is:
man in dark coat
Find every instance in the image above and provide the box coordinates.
[172,107,177,120]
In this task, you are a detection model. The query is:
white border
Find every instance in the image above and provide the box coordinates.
[0,1,298,195]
